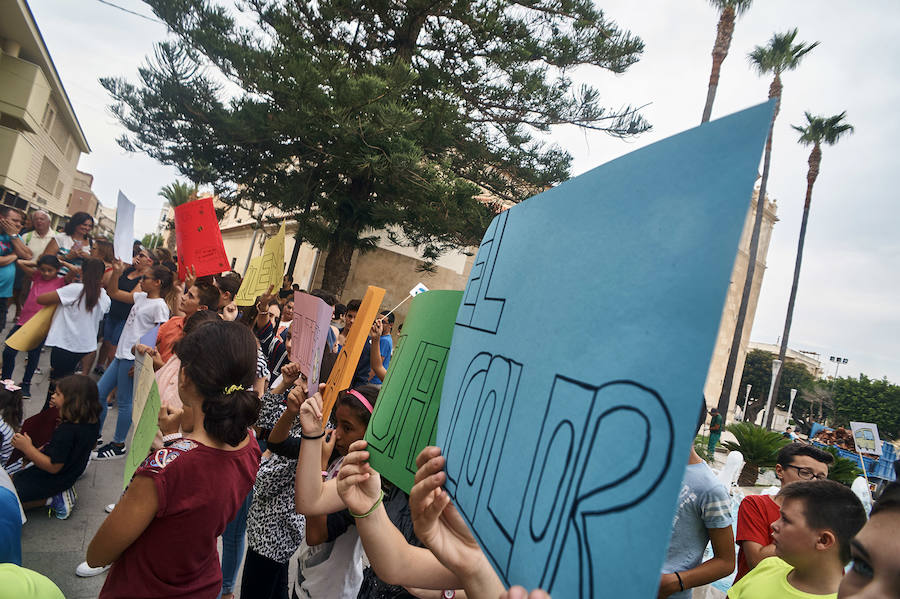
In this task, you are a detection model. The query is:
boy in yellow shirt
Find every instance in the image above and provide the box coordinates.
[728,480,866,599]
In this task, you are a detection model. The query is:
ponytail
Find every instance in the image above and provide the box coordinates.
[77,258,105,310]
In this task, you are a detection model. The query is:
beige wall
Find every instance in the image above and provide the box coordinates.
[704,188,779,418]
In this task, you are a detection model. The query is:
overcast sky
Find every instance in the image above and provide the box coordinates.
[28,0,900,383]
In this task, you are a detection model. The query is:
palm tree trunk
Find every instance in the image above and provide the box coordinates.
[701,6,736,123]
[765,144,820,429]
[737,462,760,486]
[715,80,782,421]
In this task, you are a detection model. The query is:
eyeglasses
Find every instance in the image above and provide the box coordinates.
[784,464,828,481]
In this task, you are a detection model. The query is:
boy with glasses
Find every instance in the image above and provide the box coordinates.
[734,443,834,582]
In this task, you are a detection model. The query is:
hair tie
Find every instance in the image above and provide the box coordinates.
[223,384,243,395]
[1,380,21,392]
[347,389,374,413]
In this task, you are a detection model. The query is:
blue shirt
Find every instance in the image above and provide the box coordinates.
[369,334,393,384]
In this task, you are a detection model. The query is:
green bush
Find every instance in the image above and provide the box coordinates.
[722,422,791,486]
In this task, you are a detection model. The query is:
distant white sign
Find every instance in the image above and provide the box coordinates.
[850,421,883,456]
[114,191,135,264]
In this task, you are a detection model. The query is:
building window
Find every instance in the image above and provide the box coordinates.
[50,117,68,150]
[37,156,60,192]
[54,180,64,198]
[65,138,78,163]
[41,103,54,130]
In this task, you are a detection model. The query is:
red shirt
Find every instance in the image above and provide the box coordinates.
[155,316,185,363]
[100,436,261,599]
[734,493,781,582]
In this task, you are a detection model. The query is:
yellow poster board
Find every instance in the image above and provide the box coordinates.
[320,285,385,423]
[234,222,286,306]
[6,305,56,351]
[131,353,157,429]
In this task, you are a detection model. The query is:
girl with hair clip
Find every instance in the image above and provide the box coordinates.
[1,255,64,399]
[10,375,100,519]
[295,385,432,599]
[41,211,94,274]
[94,262,173,459]
[86,320,262,599]
[39,258,110,409]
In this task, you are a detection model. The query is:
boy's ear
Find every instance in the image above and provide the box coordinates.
[774,464,784,481]
[815,529,837,553]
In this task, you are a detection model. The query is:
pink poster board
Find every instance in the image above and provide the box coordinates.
[174,197,229,280]
[290,291,334,397]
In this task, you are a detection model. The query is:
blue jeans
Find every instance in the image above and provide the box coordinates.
[1,325,42,384]
[220,490,253,595]
[97,358,135,444]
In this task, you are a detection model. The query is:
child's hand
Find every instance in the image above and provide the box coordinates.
[286,386,304,415]
[280,362,303,387]
[184,264,197,290]
[298,392,324,434]
[221,301,239,321]
[134,343,153,356]
[158,404,183,436]
[11,432,33,451]
[336,440,383,514]
[320,428,336,470]
[369,319,383,341]
[410,446,485,578]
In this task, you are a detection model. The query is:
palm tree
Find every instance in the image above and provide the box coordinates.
[765,112,854,429]
[701,0,754,123]
[821,446,863,486]
[158,181,198,251]
[722,422,790,486]
[715,29,818,424]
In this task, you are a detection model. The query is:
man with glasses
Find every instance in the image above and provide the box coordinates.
[734,443,834,582]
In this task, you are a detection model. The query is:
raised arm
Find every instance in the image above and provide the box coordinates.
[369,320,388,381]
[105,260,136,304]
[1,217,33,260]
[294,388,344,515]
[336,441,462,590]
[35,289,62,306]
[41,238,59,258]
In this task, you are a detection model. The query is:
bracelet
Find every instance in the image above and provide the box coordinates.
[349,490,385,519]
[321,470,329,477]
[674,571,684,592]
[300,430,325,440]
[161,433,182,443]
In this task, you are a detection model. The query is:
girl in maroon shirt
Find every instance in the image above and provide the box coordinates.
[86,320,263,599]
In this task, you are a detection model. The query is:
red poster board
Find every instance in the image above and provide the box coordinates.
[174,197,229,280]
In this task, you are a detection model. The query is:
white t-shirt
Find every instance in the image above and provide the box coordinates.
[115,292,170,361]
[44,283,111,353]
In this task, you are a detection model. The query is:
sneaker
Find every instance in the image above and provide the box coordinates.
[94,442,126,460]
[93,365,105,376]
[50,487,76,519]
[96,436,103,449]
[75,561,110,577]
[34,366,42,374]
[20,383,30,400]
[105,503,116,513]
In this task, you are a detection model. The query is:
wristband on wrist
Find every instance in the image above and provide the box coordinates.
[349,490,385,519]
[161,432,183,444]
[300,430,325,440]
[674,571,685,592]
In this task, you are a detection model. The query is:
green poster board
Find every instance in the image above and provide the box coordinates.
[365,290,462,492]
[124,381,162,489]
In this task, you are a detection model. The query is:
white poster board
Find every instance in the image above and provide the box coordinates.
[850,421,883,456]
[114,191,135,264]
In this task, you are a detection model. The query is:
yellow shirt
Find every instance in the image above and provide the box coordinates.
[727,557,837,599]
[0,563,65,599]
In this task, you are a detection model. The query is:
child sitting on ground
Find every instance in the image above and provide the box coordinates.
[0,381,24,467]
[728,479,866,598]
[9,375,100,519]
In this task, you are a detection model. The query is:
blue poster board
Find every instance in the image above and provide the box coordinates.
[435,101,776,597]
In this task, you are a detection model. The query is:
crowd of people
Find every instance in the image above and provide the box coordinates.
[0,205,896,599]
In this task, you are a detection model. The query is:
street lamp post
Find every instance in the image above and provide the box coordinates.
[763,359,782,430]
[743,384,752,421]
[829,356,848,392]
[787,388,797,427]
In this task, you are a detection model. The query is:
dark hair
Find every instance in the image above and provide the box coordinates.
[132,242,144,257]
[64,212,94,237]
[777,442,835,469]
[0,206,24,220]
[0,387,23,431]
[150,265,175,298]
[215,272,242,300]
[36,254,61,270]
[175,320,260,446]
[334,303,346,319]
[194,282,221,311]
[346,299,362,313]
[310,289,336,307]
[91,239,115,263]
[291,283,300,291]
[56,375,101,424]
[182,309,221,336]
[77,258,105,310]
[871,482,900,516]
[778,479,867,564]
[154,248,173,263]
[335,384,380,427]
[379,309,395,325]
